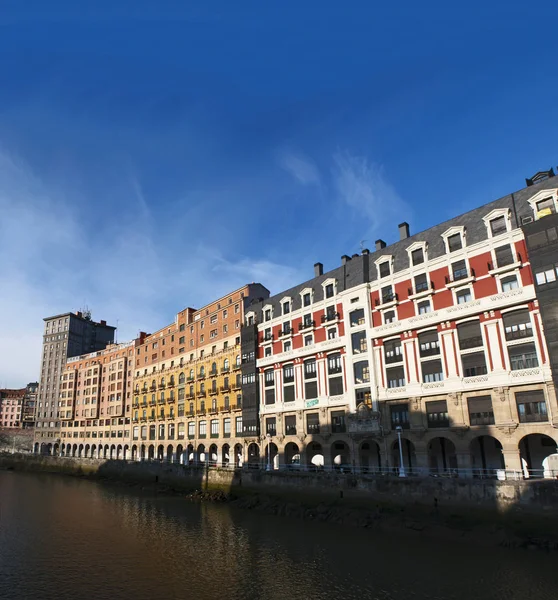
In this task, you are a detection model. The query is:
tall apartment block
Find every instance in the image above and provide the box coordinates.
[243,171,558,477]
[34,311,116,453]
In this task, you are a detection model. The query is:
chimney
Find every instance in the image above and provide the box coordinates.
[77,311,82,318]
[398,222,410,240]
[100,320,106,326]
[341,255,351,265]
[362,248,370,255]
[314,262,323,277]
[375,239,386,251]
[352,253,359,259]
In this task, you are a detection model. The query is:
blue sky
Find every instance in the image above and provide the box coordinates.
[1,2,557,386]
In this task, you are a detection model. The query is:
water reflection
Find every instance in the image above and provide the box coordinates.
[0,472,557,600]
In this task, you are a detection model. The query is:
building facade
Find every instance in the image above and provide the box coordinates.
[0,388,25,428]
[35,311,116,453]
[22,382,38,428]
[243,174,558,477]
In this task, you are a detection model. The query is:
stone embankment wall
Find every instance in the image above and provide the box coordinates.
[2,454,558,515]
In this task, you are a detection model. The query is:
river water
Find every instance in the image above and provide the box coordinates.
[0,472,556,600]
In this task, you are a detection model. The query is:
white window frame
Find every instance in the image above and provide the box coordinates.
[416,298,432,314]
[262,304,273,322]
[300,287,314,307]
[482,208,511,238]
[374,255,393,279]
[280,296,292,316]
[454,286,473,305]
[321,278,337,300]
[441,226,466,254]
[406,241,428,268]
[526,189,558,220]
[499,273,520,293]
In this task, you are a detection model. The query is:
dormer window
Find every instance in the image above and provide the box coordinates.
[526,189,558,220]
[263,307,272,321]
[483,209,511,238]
[447,233,462,252]
[281,298,291,315]
[321,278,337,300]
[303,293,311,306]
[379,261,391,278]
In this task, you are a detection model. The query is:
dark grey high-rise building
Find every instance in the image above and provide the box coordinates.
[34,311,116,453]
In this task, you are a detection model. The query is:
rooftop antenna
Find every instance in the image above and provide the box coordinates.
[115,319,119,344]
[359,239,367,252]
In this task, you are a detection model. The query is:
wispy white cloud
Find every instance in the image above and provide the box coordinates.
[279,151,321,186]
[0,148,305,387]
[333,151,411,242]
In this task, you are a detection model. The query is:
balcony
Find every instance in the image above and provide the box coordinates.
[446,268,475,286]
[185,393,195,400]
[220,384,231,392]
[261,333,274,343]
[488,253,521,272]
[209,388,218,396]
[279,327,293,337]
[408,280,434,297]
[197,391,207,398]
[158,382,166,390]
[233,363,241,371]
[197,409,206,416]
[232,381,241,390]
[141,386,148,394]
[298,320,315,331]
[167,396,176,403]
[187,376,195,382]
[321,311,340,323]
[157,398,165,405]
[209,369,218,377]
[150,385,157,392]
[221,367,230,374]
[375,293,398,307]
[198,372,206,379]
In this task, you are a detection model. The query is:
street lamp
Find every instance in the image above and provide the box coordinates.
[266,432,272,471]
[396,426,406,478]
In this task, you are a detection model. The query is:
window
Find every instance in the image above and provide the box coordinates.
[283,364,295,403]
[503,310,533,341]
[447,233,462,252]
[301,313,314,328]
[327,328,337,340]
[351,330,367,354]
[535,196,556,216]
[328,353,343,396]
[264,309,271,321]
[384,310,396,324]
[386,366,406,388]
[501,275,519,292]
[264,369,275,405]
[235,416,243,434]
[461,351,487,377]
[266,417,276,436]
[411,248,424,266]
[325,283,334,298]
[303,293,311,307]
[223,418,231,437]
[284,415,296,435]
[508,343,538,370]
[490,215,507,236]
[535,265,558,285]
[356,387,371,407]
[414,273,429,293]
[331,410,346,433]
[283,341,291,352]
[426,400,449,428]
[306,412,320,434]
[456,288,472,304]
[384,339,403,363]
[353,361,370,384]
[210,419,219,437]
[417,300,431,314]
[264,347,272,357]
[390,403,409,429]
[379,261,391,278]
[422,359,444,382]
[516,390,548,423]
[467,396,494,426]
[350,309,365,327]
[199,420,207,437]
[283,301,290,315]
[381,285,394,303]
[527,226,558,250]
[457,321,483,349]
[494,244,515,268]
[304,359,317,399]
[188,421,195,438]
[451,260,468,281]
[419,330,440,357]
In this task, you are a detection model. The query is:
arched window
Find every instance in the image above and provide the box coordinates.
[134,410,138,420]
[201,383,205,393]
[142,409,146,418]
[237,394,242,407]
[224,396,230,409]
[200,366,205,377]
[161,377,165,386]
[160,391,165,401]
[151,379,156,389]
[189,385,194,396]
[201,400,205,412]
[224,376,229,388]
[189,402,194,414]
[169,375,174,385]
[235,355,240,366]
[212,398,217,411]
[211,362,217,373]
[189,369,194,379]
[179,372,185,384]
[212,380,217,392]
[224,358,230,371]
